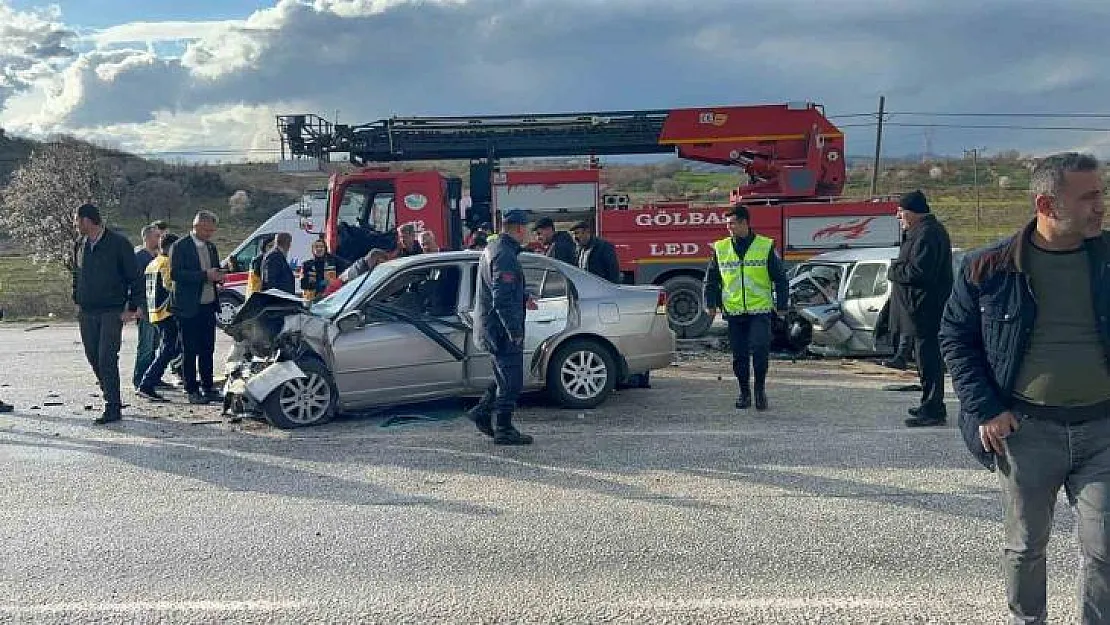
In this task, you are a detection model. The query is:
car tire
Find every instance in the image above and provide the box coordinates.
[261,358,338,429]
[662,276,712,339]
[546,338,617,410]
[216,290,244,329]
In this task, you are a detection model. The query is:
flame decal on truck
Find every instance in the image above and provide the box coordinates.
[811,217,877,241]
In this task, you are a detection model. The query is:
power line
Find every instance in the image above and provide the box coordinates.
[839,121,1110,132]
[888,111,1110,119]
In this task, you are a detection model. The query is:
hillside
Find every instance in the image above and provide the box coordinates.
[0,131,1053,320]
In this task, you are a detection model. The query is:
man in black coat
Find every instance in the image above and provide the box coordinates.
[571,221,621,283]
[170,210,225,405]
[888,190,954,427]
[533,217,577,266]
[72,203,144,424]
[261,232,296,295]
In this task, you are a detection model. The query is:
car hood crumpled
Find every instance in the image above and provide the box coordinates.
[226,290,337,363]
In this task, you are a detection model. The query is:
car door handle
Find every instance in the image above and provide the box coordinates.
[866,306,880,312]
[533,318,556,323]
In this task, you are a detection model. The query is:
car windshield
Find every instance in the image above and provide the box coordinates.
[793,263,847,292]
[309,264,389,319]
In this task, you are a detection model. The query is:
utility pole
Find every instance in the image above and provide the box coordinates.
[869,95,885,197]
[964,147,985,231]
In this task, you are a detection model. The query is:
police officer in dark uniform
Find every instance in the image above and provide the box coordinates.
[466,209,534,445]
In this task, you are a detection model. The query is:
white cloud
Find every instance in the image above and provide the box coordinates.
[2,0,1110,160]
[70,103,293,161]
[90,20,243,47]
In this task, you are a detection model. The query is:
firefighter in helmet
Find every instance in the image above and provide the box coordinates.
[703,204,790,411]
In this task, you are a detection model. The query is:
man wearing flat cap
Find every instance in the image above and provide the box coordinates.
[889,189,954,427]
[533,217,577,266]
[570,220,621,283]
[469,208,535,445]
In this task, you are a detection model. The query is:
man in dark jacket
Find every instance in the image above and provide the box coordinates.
[467,209,534,446]
[940,152,1110,623]
[261,232,296,295]
[170,210,225,405]
[571,221,621,283]
[533,217,577,266]
[888,190,953,427]
[72,203,144,424]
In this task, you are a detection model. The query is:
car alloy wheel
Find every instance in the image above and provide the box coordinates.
[277,374,333,425]
[560,349,609,401]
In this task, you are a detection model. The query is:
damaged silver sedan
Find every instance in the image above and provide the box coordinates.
[221,251,676,428]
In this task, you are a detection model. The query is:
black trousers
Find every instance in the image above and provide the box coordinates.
[178,303,217,394]
[914,333,945,414]
[79,309,125,407]
[727,313,771,393]
[475,343,524,431]
[894,335,915,363]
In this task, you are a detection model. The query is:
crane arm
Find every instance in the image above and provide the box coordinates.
[277,102,848,200]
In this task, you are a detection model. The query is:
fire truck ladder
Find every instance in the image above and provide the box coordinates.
[276,110,678,165]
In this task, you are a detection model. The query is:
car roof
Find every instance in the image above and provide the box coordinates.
[383,250,561,270]
[803,246,902,263]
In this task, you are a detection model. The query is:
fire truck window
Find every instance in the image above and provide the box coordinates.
[369,194,395,233]
[844,263,884,300]
[338,189,368,227]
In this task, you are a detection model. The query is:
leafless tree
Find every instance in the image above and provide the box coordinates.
[0,138,121,272]
[124,176,184,222]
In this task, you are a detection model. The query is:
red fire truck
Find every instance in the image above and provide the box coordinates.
[274,102,900,338]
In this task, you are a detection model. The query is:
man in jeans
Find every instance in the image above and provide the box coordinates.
[132,223,163,390]
[72,203,144,424]
[940,152,1110,624]
[136,233,180,402]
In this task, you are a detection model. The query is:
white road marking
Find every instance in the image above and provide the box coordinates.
[0,600,309,614]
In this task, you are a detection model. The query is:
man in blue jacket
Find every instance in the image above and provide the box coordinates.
[940,152,1110,623]
[467,209,534,446]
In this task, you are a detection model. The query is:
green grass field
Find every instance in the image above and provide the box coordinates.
[0,217,256,321]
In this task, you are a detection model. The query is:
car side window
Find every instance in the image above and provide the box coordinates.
[524,267,545,296]
[872,267,890,297]
[844,262,885,300]
[540,270,567,299]
[371,265,462,318]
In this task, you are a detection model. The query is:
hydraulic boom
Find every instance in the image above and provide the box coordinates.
[277,102,848,201]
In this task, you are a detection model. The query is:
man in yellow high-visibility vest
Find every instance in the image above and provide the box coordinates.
[703,204,790,410]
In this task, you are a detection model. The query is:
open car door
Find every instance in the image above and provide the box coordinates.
[330,262,469,408]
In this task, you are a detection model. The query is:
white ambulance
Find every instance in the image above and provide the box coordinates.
[216,193,327,327]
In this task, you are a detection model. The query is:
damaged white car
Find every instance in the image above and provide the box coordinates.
[780,246,965,357]
[221,251,676,428]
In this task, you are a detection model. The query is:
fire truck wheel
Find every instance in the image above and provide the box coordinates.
[216,290,244,329]
[547,338,617,410]
[661,276,712,339]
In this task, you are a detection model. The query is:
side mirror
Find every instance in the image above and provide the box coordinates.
[335,309,364,333]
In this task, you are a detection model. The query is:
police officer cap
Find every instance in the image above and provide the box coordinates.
[502,209,530,225]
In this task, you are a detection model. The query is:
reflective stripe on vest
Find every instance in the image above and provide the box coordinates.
[713,235,774,314]
[144,255,174,323]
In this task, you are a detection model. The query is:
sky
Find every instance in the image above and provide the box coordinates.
[1,0,1109,164]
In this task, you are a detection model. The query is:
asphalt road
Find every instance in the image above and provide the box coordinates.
[0,323,1086,624]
